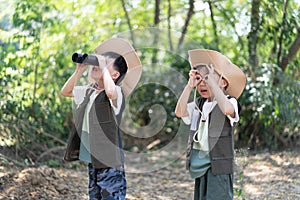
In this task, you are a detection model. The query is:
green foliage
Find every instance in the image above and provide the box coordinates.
[238,63,300,149]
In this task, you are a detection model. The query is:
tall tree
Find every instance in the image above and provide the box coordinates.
[167,0,173,51]
[208,0,219,47]
[152,0,161,64]
[278,0,300,71]
[280,27,300,70]
[177,0,195,50]
[120,0,135,45]
[247,0,261,78]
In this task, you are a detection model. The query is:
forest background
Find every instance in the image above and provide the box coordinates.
[0,0,299,169]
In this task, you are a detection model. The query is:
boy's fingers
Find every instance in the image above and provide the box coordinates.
[205,64,213,72]
[196,78,201,85]
[97,55,107,68]
[209,64,215,73]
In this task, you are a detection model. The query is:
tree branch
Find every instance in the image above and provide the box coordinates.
[208,0,219,47]
[280,27,300,71]
[277,0,289,68]
[0,153,27,167]
[177,0,195,50]
[120,0,135,45]
[152,0,161,64]
[247,0,261,79]
[213,2,245,51]
[36,146,66,162]
[154,0,160,25]
[167,0,173,51]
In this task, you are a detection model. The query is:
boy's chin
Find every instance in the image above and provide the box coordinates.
[91,76,101,82]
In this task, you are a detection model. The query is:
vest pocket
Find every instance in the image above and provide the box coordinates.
[209,135,233,159]
[92,102,112,124]
[210,127,232,137]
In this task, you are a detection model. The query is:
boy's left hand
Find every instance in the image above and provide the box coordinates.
[204,64,219,86]
[97,55,107,70]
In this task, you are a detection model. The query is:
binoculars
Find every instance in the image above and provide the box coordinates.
[72,53,99,66]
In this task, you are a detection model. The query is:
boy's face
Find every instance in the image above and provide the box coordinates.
[90,56,119,82]
[194,65,226,99]
[194,65,211,98]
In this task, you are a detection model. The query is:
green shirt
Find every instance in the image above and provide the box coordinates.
[189,149,211,179]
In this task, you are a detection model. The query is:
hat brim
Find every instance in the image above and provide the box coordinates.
[95,38,142,97]
[188,49,246,98]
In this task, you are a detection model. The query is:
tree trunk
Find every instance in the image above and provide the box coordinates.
[277,0,289,69]
[248,0,261,70]
[208,0,219,47]
[152,0,161,64]
[167,0,173,51]
[177,0,195,50]
[120,0,135,45]
[154,0,160,25]
[280,27,300,71]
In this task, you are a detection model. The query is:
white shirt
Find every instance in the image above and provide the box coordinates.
[73,85,123,115]
[182,97,239,127]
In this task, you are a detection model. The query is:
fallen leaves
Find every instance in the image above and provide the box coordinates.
[0,149,299,199]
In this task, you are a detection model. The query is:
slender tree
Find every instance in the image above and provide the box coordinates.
[208,0,219,47]
[152,0,161,64]
[167,0,173,51]
[177,0,195,50]
[248,0,261,78]
[120,0,135,45]
[278,0,300,71]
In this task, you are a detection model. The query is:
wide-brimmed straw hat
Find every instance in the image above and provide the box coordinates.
[94,38,142,97]
[188,49,246,98]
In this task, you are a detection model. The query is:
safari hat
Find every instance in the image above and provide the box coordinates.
[188,49,246,98]
[94,38,142,97]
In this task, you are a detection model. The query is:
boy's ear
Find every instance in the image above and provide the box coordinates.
[112,71,120,80]
[221,79,228,88]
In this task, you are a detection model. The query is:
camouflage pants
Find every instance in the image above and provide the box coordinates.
[88,163,126,200]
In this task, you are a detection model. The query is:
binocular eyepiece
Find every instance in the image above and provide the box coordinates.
[72,53,99,66]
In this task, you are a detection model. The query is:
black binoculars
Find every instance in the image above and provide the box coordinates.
[72,53,99,66]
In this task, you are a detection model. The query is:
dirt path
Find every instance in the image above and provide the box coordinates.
[0,149,299,200]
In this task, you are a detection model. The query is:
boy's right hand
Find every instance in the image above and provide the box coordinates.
[188,69,201,88]
[75,63,88,75]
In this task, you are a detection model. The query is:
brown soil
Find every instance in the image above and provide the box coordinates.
[1,149,299,200]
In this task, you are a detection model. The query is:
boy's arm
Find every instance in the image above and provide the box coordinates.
[175,85,193,118]
[97,55,118,106]
[102,67,118,100]
[60,63,88,97]
[205,65,235,117]
[175,69,200,118]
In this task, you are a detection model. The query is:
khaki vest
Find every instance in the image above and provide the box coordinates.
[64,89,124,169]
[186,97,236,175]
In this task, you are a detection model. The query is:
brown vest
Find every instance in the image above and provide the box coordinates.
[186,97,236,175]
[64,89,124,169]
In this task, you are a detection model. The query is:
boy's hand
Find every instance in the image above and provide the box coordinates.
[97,55,107,70]
[75,63,88,75]
[188,69,201,88]
[204,64,219,86]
